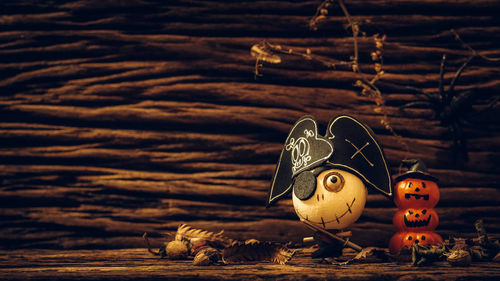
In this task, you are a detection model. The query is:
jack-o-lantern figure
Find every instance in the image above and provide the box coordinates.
[389,231,443,254]
[393,160,439,209]
[390,159,442,254]
[394,179,440,209]
[393,208,439,232]
[267,115,392,257]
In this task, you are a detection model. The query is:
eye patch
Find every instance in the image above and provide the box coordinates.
[293,167,329,200]
[293,171,316,200]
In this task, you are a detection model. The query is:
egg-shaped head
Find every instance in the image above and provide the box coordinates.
[292,169,367,230]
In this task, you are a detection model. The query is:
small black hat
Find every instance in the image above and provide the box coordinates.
[267,116,333,206]
[395,159,438,182]
[325,115,392,197]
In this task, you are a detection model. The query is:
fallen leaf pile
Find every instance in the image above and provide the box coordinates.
[144,224,295,266]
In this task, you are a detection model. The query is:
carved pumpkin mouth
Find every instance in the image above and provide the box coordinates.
[404,214,432,228]
[404,193,429,200]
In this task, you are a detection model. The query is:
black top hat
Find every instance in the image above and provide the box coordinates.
[267,115,392,206]
[394,159,438,182]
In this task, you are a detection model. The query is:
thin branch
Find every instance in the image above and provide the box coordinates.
[439,54,447,103]
[338,0,359,72]
[143,232,161,256]
[253,40,347,70]
[451,29,500,62]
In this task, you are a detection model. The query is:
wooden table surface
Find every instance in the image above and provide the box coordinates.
[1,248,499,281]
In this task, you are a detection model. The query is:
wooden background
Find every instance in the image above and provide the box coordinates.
[1,0,500,252]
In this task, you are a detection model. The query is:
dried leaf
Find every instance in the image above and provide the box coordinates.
[222,241,295,265]
[190,239,210,255]
[250,42,282,64]
[174,224,235,248]
[411,244,446,266]
[193,247,222,266]
[447,250,472,267]
[272,246,296,265]
[352,247,390,263]
[331,247,390,265]
[395,246,412,263]
[244,239,260,245]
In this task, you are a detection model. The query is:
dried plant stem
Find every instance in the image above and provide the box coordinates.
[254,0,409,157]
[251,40,348,77]
[451,29,500,62]
[321,0,410,157]
[254,57,263,79]
[143,232,160,256]
[338,0,359,72]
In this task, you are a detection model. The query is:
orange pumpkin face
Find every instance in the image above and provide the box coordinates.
[394,179,440,209]
[393,208,439,231]
[389,231,443,254]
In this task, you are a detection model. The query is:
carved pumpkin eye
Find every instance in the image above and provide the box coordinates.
[394,179,440,209]
[422,209,427,214]
[389,231,443,255]
[408,210,413,215]
[323,171,344,193]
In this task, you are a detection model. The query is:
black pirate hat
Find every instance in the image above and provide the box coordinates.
[267,115,392,206]
[395,159,438,182]
[324,115,392,197]
[267,116,333,206]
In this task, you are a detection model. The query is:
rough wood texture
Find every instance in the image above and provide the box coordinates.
[1,0,500,255]
[1,248,499,281]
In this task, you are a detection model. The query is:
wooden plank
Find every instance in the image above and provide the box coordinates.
[0,248,499,281]
[1,0,500,252]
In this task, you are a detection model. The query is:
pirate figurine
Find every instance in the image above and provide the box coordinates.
[267,115,392,258]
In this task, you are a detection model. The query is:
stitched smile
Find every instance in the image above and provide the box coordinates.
[296,197,356,228]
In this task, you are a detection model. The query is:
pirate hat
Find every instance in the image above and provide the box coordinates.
[267,115,333,206]
[325,115,392,197]
[395,159,438,182]
[267,115,392,207]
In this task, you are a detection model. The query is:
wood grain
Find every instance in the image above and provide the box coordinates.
[1,0,499,252]
[0,248,499,281]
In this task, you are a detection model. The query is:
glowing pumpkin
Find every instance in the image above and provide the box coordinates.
[393,208,439,232]
[389,231,443,254]
[393,178,440,209]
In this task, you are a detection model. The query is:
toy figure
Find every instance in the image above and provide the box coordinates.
[266,115,392,257]
[389,159,443,254]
